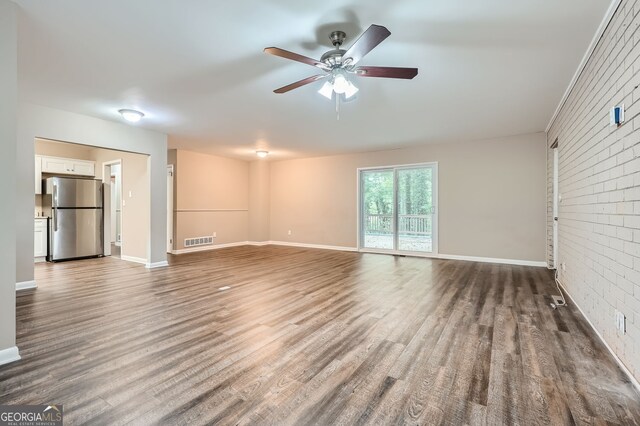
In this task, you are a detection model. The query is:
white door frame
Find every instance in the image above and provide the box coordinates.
[552,148,559,268]
[102,159,122,256]
[356,162,439,257]
[167,165,174,253]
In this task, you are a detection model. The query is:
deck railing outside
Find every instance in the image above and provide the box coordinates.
[364,214,432,236]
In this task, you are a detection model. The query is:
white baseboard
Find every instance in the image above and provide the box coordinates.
[171,241,250,255]
[170,240,546,267]
[558,280,640,393]
[266,242,542,265]
[16,280,37,291]
[0,346,21,366]
[120,255,148,265]
[266,241,358,252]
[437,253,547,267]
[34,257,46,263]
[172,240,358,254]
[146,260,169,269]
[355,249,545,267]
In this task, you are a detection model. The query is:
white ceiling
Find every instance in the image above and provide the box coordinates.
[16,0,611,160]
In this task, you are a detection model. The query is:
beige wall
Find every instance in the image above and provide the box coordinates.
[249,160,270,242]
[35,138,94,160]
[548,0,640,381]
[0,0,17,356]
[172,148,249,249]
[270,132,547,261]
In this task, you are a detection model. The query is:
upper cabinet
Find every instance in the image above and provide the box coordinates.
[35,155,96,194]
[41,156,95,176]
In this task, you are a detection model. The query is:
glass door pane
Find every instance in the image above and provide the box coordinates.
[361,169,395,250]
[397,167,433,253]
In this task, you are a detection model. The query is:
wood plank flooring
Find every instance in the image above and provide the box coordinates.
[1,245,639,425]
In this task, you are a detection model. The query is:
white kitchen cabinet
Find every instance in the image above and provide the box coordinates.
[70,160,95,176]
[35,155,42,194]
[41,157,69,174]
[41,156,95,177]
[34,218,48,260]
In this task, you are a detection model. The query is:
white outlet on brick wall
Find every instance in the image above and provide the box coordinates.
[615,310,626,335]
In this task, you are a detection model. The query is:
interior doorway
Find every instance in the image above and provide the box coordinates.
[167,165,173,253]
[552,146,559,268]
[103,160,122,258]
[34,138,152,267]
[358,163,438,256]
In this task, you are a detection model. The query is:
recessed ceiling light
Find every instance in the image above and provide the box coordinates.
[118,109,144,123]
[256,150,269,158]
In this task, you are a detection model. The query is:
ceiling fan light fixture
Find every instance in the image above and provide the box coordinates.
[343,81,359,99]
[256,150,269,158]
[264,25,418,110]
[118,109,144,123]
[318,81,334,99]
[332,72,349,94]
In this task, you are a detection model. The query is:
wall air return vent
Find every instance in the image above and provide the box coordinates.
[184,236,214,247]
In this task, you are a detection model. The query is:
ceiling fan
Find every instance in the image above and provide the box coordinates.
[264,24,418,101]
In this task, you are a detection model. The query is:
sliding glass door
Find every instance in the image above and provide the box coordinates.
[361,169,395,250]
[359,163,437,255]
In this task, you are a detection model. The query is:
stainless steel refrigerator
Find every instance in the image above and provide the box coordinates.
[44,177,104,261]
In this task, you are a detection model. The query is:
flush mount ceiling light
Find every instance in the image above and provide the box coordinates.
[118,109,144,123]
[256,150,269,158]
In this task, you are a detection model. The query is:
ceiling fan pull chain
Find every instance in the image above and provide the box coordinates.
[336,93,340,120]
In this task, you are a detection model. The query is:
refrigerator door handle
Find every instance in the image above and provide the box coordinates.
[52,183,58,232]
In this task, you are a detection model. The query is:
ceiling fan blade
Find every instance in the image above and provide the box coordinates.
[355,66,418,79]
[274,74,326,94]
[264,47,330,71]
[342,24,391,66]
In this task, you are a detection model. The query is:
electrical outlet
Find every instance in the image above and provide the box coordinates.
[213,232,216,238]
[615,310,626,334]
[288,230,292,236]
[561,263,566,271]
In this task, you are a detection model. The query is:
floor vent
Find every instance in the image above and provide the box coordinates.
[185,236,214,247]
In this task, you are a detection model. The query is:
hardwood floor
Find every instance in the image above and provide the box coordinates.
[2,245,639,425]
